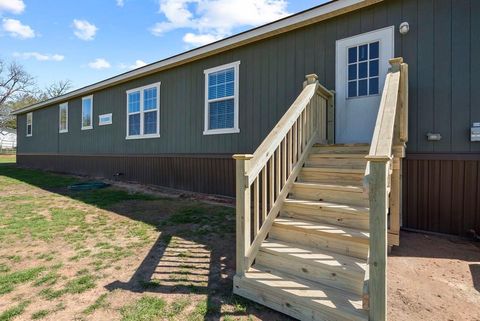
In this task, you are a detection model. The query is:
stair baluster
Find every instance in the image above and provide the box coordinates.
[233,74,332,276]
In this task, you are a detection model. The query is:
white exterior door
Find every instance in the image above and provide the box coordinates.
[335,26,394,143]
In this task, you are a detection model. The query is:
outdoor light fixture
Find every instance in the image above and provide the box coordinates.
[426,132,442,141]
[471,123,480,142]
[399,22,409,35]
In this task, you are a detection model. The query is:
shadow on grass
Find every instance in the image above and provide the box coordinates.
[0,164,276,321]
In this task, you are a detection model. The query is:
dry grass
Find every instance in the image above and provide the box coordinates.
[0,155,15,164]
[0,164,287,321]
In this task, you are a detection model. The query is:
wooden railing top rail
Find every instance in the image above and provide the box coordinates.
[233,73,331,276]
[244,74,333,186]
[366,57,407,162]
[365,57,408,321]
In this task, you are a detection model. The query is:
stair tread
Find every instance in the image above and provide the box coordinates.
[312,144,370,155]
[308,153,368,158]
[260,239,367,275]
[284,198,369,214]
[273,217,370,241]
[313,143,370,147]
[302,167,365,174]
[242,265,367,320]
[293,181,364,193]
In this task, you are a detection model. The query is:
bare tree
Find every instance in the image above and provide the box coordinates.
[2,93,40,129]
[42,79,72,99]
[0,60,36,106]
[0,59,73,129]
[0,60,36,128]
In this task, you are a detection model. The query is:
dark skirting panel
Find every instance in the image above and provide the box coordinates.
[402,154,480,236]
[17,154,236,197]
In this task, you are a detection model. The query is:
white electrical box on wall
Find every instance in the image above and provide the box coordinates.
[471,123,480,142]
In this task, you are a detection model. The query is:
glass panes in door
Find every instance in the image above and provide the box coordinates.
[347,41,380,98]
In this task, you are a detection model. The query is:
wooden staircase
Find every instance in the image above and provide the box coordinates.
[233,60,408,321]
[234,144,370,321]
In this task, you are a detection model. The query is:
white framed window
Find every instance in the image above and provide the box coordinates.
[203,61,240,135]
[347,41,380,98]
[26,112,32,137]
[81,95,93,130]
[126,82,160,139]
[59,102,68,133]
[99,113,112,126]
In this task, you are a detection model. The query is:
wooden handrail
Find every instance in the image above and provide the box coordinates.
[367,57,404,161]
[233,74,333,278]
[366,57,408,321]
[246,79,333,187]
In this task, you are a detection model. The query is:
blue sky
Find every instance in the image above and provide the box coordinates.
[0,0,326,90]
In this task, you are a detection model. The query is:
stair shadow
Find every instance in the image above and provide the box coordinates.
[0,165,288,320]
[104,227,241,320]
[106,233,222,295]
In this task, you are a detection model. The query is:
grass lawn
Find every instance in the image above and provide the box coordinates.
[0,155,15,164]
[0,164,289,321]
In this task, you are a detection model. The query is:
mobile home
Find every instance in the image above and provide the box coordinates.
[13,0,480,319]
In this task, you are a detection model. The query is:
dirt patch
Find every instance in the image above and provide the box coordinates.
[388,231,480,321]
[0,165,289,321]
[3,165,479,320]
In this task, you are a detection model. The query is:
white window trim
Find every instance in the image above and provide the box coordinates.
[99,113,112,126]
[26,112,32,137]
[125,82,161,139]
[81,95,94,130]
[59,102,68,133]
[203,61,240,135]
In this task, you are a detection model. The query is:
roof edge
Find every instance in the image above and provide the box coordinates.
[13,0,383,116]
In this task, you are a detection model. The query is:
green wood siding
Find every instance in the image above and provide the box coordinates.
[17,0,480,155]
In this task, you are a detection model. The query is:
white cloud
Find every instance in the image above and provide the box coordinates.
[2,18,34,38]
[119,60,148,70]
[88,58,111,69]
[72,19,98,41]
[130,59,147,69]
[116,0,124,7]
[150,0,289,47]
[13,52,64,61]
[0,0,25,14]
[183,32,221,46]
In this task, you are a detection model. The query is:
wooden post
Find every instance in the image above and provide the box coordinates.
[304,74,321,143]
[304,73,318,88]
[389,145,405,245]
[367,157,389,321]
[399,63,409,143]
[233,154,253,277]
[327,91,335,144]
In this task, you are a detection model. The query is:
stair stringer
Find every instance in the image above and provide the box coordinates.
[234,144,371,321]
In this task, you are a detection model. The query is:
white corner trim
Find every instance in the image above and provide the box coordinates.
[203,61,240,135]
[125,82,161,140]
[81,95,94,130]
